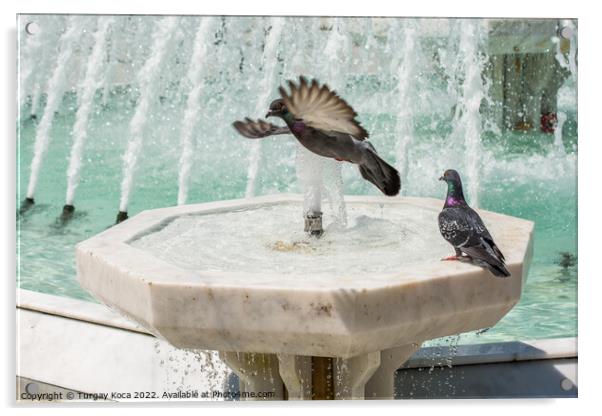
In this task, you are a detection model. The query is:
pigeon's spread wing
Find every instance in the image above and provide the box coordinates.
[232,118,291,139]
[279,76,369,139]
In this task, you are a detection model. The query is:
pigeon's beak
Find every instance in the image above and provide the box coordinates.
[439,176,445,181]
[265,111,274,118]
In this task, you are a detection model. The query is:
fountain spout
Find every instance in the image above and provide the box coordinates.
[60,204,75,222]
[117,16,178,219]
[296,144,326,237]
[116,211,129,224]
[304,212,323,237]
[18,197,35,215]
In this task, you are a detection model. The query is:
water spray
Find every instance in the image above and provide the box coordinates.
[244,17,285,198]
[26,16,85,204]
[392,20,418,193]
[64,17,114,216]
[176,18,215,206]
[116,16,178,223]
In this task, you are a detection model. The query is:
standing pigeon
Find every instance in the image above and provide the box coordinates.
[232,76,400,196]
[438,169,510,278]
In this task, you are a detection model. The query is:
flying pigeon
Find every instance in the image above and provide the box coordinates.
[438,169,510,278]
[232,76,401,196]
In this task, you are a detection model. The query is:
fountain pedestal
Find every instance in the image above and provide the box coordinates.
[76,194,534,400]
[218,345,416,400]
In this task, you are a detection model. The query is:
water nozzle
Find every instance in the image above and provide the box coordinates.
[18,197,35,215]
[115,211,129,224]
[59,204,75,222]
[116,211,128,224]
[304,212,323,237]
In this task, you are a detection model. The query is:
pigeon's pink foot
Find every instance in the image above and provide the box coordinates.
[441,256,460,261]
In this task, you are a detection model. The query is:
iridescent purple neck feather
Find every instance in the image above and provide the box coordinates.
[444,180,467,208]
[291,120,305,134]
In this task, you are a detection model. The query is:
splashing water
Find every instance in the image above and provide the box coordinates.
[295,146,323,216]
[177,18,216,206]
[555,20,578,82]
[553,20,577,157]
[152,341,231,399]
[118,17,178,213]
[100,33,119,108]
[18,18,44,110]
[553,112,568,155]
[317,19,349,226]
[446,20,488,207]
[19,16,65,119]
[393,20,419,193]
[130,202,452,280]
[289,18,351,225]
[321,159,348,227]
[65,17,114,206]
[26,16,86,200]
[244,17,285,198]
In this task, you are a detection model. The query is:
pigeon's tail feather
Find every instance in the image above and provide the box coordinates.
[359,151,401,196]
[490,241,506,262]
[489,263,511,278]
[463,244,511,278]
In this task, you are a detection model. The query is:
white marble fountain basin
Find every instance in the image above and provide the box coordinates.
[76,194,534,359]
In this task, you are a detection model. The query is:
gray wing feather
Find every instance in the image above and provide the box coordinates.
[464,207,506,261]
[438,208,472,247]
[280,76,369,139]
[232,118,291,139]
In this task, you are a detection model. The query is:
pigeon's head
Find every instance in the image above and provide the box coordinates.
[266,99,289,119]
[439,169,462,184]
[439,169,465,191]
[439,169,466,201]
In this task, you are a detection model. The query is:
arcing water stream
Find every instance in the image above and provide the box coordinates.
[65,17,115,209]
